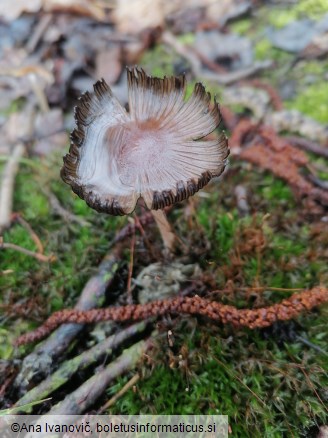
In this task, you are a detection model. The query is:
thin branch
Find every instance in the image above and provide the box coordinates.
[45,189,90,227]
[14,214,44,253]
[0,144,25,234]
[162,31,272,85]
[98,373,140,413]
[234,185,250,216]
[26,13,52,53]
[286,136,328,159]
[126,226,136,303]
[0,240,53,263]
[14,246,123,395]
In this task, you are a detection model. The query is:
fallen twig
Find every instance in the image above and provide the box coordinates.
[0,144,25,234]
[46,190,90,227]
[14,322,147,413]
[15,287,328,346]
[98,373,140,413]
[26,13,52,54]
[13,214,44,253]
[239,79,284,111]
[307,174,328,190]
[46,337,153,415]
[0,240,53,263]
[286,136,328,159]
[112,211,154,245]
[14,246,123,395]
[234,185,250,216]
[162,31,272,85]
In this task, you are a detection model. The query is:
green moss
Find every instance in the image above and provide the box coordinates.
[0,98,25,117]
[293,0,328,19]
[140,45,176,77]
[265,9,297,29]
[254,38,273,60]
[297,60,328,76]
[258,176,294,205]
[254,38,294,64]
[108,317,328,436]
[260,0,328,30]
[286,82,328,123]
[214,211,239,258]
[230,19,252,35]
[176,33,195,45]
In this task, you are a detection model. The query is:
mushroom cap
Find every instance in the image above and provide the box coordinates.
[61,68,229,215]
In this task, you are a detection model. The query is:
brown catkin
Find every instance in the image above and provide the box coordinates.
[15,287,328,346]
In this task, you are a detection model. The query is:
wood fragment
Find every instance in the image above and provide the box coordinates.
[46,190,90,227]
[0,144,25,234]
[14,247,123,396]
[162,31,272,85]
[112,210,154,244]
[26,13,52,53]
[234,185,250,216]
[98,373,140,413]
[46,338,153,415]
[14,214,44,253]
[286,136,328,159]
[0,241,53,263]
[14,322,147,413]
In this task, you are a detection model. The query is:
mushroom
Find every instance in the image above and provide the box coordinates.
[61,67,229,251]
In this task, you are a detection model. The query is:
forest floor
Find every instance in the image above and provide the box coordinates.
[0,1,328,437]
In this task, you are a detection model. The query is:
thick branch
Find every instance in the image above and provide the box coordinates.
[14,247,122,395]
[46,337,153,415]
[14,322,147,413]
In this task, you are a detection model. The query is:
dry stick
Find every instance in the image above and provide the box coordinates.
[126,227,136,302]
[286,136,328,159]
[113,211,154,244]
[45,189,90,227]
[0,241,52,263]
[14,247,123,394]
[15,215,44,253]
[27,73,49,113]
[307,174,328,190]
[0,144,25,234]
[162,31,272,85]
[234,185,250,216]
[16,287,328,346]
[46,337,153,415]
[26,13,52,53]
[14,321,147,413]
[98,373,140,413]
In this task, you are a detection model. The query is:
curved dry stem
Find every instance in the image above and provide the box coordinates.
[151,209,176,252]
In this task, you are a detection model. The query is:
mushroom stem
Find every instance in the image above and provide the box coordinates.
[151,209,176,252]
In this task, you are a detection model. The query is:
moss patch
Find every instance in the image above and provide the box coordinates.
[286,82,328,123]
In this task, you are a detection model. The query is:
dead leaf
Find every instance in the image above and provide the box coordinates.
[0,0,41,22]
[96,46,122,84]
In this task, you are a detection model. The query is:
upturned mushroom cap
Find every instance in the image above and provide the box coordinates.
[61,68,229,215]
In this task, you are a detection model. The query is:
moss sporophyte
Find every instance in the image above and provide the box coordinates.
[61,67,229,251]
